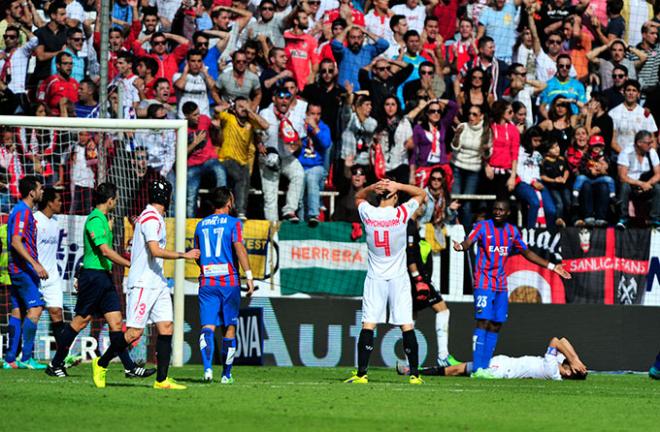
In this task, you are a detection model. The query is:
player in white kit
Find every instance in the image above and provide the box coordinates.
[344,179,427,384]
[414,337,588,380]
[35,187,81,368]
[124,180,200,390]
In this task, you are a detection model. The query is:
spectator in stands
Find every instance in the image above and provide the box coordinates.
[331,164,366,223]
[632,21,660,93]
[503,62,546,129]
[218,96,270,220]
[245,0,287,48]
[451,103,491,230]
[591,0,625,45]
[567,125,589,175]
[562,15,592,81]
[0,75,19,115]
[457,36,507,100]
[191,31,223,84]
[449,17,477,75]
[394,30,425,104]
[584,92,614,154]
[602,64,628,109]
[410,98,458,187]
[610,79,658,155]
[0,1,29,50]
[297,102,331,226]
[0,127,22,210]
[332,24,389,91]
[134,103,176,185]
[391,0,425,34]
[531,28,576,84]
[485,99,519,199]
[182,101,226,217]
[137,77,176,118]
[38,51,79,117]
[0,22,38,113]
[259,86,305,222]
[515,127,556,229]
[476,0,521,64]
[112,0,133,30]
[402,60,445,111]
[456,67,493,119]
[538,54,585,118]
[173,49,220,118]
[215,49,262,110]
[324,0,365,29]
[364,0,394,41]
[358,56,413,123]
[109,51,139,118]
[539,97,577,154]
[541,138,571,227]
[283,8,318,91]
[33,1,68,88]
[419,16,444,65]
[68,131,97,215]
[51,27,85,83]
[212,5,253,63]
[382,14,407,59]
[587,39,646,91]
[74,78,99,118]
[260,48,291,110]
[419,166,458,226]
[302,58,347,148]
[617,130,660,229]
[341,90,377,179]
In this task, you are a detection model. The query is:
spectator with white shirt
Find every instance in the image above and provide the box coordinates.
[0,23,38,113]
[173,49,219,118]
[391,0,425,34]
[610,79,658,155]
[68,131,97,215]
[364,0,393,41]
[617,130,660,229]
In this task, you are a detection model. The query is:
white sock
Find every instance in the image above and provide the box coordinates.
[436,309,450,361]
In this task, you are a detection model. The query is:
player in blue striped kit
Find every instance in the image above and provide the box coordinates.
[194,187,254,383]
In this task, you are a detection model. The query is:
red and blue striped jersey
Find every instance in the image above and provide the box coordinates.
[7,200,38,275]
[468,219,527,292]
[194,213,243,288]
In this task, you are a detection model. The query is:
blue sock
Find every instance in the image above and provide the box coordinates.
[5,316,22,363]
[654,352,660,370]
[483,331,499,369]
[20,319,38,362]
[222,338,236,378]
[472,328,487,370]
[199,328,214,372]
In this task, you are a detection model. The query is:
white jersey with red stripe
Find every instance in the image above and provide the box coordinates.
[358,199,419,281]
[488,348,565,380]
[127,204,167,290]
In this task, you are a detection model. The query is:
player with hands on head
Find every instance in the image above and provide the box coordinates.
[123,179,201,390]
[453,199,571,378]
[345,179,427,384]
[195,187,254,384]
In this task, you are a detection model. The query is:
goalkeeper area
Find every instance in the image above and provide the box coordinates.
[1,366,658,431]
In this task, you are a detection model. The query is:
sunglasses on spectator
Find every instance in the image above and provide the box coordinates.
[308,1,320,4]
[612,73,626,78]
[196,41,209,46]
[261,6,274,10]
[557,64,571,69]
[152,41,167,47]
[60,61,73,65]
[234,59,247,64]
[472,75,483,80]
[548,39,562,45]
[70,37,83,42]
[352,170,365,176]
[430,176,443,181]
[468,111,480,117]
[512,71,526,76]
[3,34,17,39]
[420,70,434,75]
[321,69,334,74]
[427,109,441,114]
[276,92,292,98]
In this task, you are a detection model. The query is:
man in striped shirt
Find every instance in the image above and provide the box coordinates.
[453,200,571,378]
[194,187,254,383]
[4,176,49,369]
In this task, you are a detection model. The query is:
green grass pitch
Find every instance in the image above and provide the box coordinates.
[1,365,659,431]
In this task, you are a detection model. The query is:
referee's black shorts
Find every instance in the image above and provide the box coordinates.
[75,269,121,317]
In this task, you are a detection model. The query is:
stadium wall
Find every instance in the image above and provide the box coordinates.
[179,297,660,372]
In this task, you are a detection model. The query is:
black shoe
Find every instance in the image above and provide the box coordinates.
[282,213,300,223]
[45,363,68,378]
[125,366,157,378]
[307,216,319,227]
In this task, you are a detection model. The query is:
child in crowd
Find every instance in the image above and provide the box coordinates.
[573,135,616,208]
[541,140,571,227]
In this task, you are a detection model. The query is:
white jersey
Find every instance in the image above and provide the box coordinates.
[34,211,61,286]
[358,199,419,280]
[488,351,565,380]
[127,205,167,289]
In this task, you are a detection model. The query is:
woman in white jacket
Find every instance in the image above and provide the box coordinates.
[450,104,491,230]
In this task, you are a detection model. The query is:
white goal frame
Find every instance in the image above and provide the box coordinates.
[0,115,189,367]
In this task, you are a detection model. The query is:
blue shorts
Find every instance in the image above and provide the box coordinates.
[9,270,44,310]
[473,289,508,323]
[199,285,240,327]
[75,269,121,317]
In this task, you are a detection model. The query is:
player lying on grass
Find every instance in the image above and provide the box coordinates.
[345,179,426,385]
[111,180,200,390]
[453,200,571,378]
[397,337,588,380]
[195,187,254,384]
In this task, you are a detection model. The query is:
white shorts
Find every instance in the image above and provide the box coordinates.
[361,274,413,325]
[40,279,63,309]
[125,286,173,329]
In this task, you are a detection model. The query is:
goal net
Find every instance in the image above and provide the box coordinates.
[0,116,189,366]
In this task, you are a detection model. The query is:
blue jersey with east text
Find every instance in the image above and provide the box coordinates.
[194,213,243,287]
[468,220,527,292]
[7,200,38,275]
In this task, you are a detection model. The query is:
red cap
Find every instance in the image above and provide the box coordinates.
[589,135,605,146]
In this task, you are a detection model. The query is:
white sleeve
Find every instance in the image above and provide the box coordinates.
[403,199,420,222]
[357,201,371,221]
[141,219,161,243]
[543,354,563,381]
[617,148,632,168]
[651,149,660,167]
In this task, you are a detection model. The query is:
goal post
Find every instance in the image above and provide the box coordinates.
[0,115,188,367]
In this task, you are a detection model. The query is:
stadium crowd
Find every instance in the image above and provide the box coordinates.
[1,0,660,230]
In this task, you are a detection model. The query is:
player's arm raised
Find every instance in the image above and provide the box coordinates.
[354,180,387,207]
[384,180,426,206]
[98,243,132,268]
[147,241,201,260]
[521,249,571,279]
[234,240,254,297]
[552,337,587,374]
[11,233,48,279]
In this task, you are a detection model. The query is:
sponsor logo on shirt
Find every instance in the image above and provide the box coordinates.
[488,245,509,256]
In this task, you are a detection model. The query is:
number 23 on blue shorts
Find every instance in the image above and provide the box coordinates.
[473,288,508,323]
